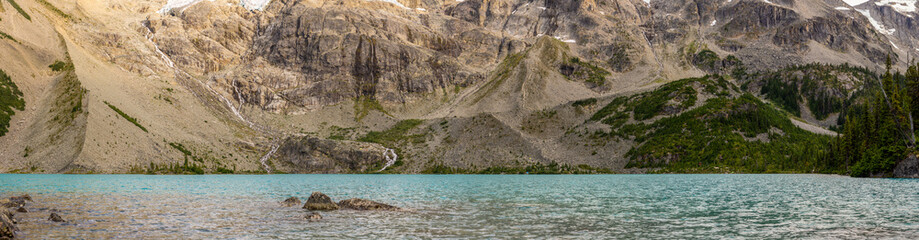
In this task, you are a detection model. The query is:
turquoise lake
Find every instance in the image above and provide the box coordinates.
[1,174,918,238]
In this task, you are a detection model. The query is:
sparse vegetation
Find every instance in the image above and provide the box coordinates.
[105,101,148,133]
[359,119,426,146]
[572,98,597,107]
[36,0,71,20]
[49,61,73,72]
[0,31,19,44]
[353,96,388,122]
[561,57,610,87]
[0,69,25,136]
[6,0,30,21]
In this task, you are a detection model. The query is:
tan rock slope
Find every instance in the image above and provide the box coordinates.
[0,0,914,173]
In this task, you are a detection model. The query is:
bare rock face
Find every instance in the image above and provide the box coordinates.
[303,192,340,210]
[277,137,386,173]
[281,197,301,207]
[337,198,401,211]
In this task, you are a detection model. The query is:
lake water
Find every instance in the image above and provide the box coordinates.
[1,174,918,239]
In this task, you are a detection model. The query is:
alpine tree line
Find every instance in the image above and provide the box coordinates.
[827,58,919,177]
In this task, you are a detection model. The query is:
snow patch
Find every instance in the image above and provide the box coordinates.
[710,20,717,26]
[835,7,852,10]
[554,35,576,44]
[159,0,272,13]
[240,0,272,10]
[368,0,409,9]
[856,8,897,35]
[158,0,211,14]
[874,0,917,14]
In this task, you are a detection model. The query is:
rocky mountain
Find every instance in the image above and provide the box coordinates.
[0,0,916,174]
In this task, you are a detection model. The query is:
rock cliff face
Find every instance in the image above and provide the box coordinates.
[276,136,387,173]
[0,0,917,174]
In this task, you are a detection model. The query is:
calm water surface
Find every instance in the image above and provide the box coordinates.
[1,174,917,239]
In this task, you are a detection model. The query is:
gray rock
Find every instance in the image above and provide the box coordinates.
[894,154,919,178]
[302,192,339,211]
[282,197,301,207]
[337,198,400,211]
[277,137,386,173]
[48,213,66,223]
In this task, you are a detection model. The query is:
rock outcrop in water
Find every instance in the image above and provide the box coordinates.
[303,192,340,210]
[338,198,401,211]
[298,192,401,212]
[282,197,302,207]
[48,213,66,223]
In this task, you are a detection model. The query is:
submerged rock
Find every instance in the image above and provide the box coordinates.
[8,195,31,203]
[48,213,66,222]
[303,192,339,210]
[282,197,301,207]
[337,198,400,211]
[1,195,31,209]
[305,212,322,221]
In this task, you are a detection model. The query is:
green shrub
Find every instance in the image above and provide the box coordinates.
[105,102,148,133]
[6,0,30,21]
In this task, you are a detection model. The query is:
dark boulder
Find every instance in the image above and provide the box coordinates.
[894,154,919,178]
[302,192,339,210]
[337,198,400,211]
[281,197,301,207]
[48,213,66,222]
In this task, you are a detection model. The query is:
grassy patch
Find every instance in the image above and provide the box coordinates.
[0,69,25,136]
[572,98,597,107]
[49,61,73,72]
[353,96,388,122]
[561,57,610,87]
[35,0,70,20]
[105,101,148,133]
[359,119,425,145]
[6,0,30,21]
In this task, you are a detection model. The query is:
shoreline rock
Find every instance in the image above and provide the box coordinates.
[302,192,339,211]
